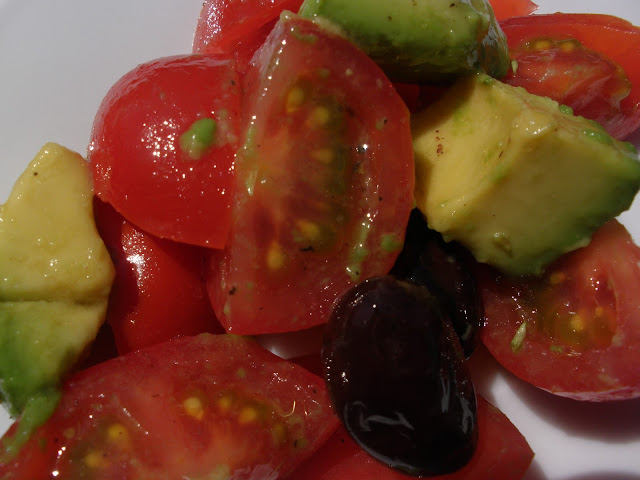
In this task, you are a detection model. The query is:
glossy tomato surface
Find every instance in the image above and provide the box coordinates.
[479,220,640,401]
[206,14,415,335]
[89,54,241,248]
[193,0,303,72]
[93,199,222,354]
[489,0,538,21]
[293,395,533,480]
[0,334,339,479]
[501,13,640,139]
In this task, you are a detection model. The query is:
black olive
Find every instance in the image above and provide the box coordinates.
[390,208,483,358]
[322,276,477,477]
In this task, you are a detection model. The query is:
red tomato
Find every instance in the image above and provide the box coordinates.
[193,0,304,72]
[89,54,241,248]
[501,14,640,139]
[206,14,415,335]
[489,0,537,21]
[293,395,533,479]
[93,198,222,354]
[0,334,339,479]
[478,220,640,401]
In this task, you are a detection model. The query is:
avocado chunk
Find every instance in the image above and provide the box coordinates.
[0,143,114,420]
[298,0,509,83]
[411,74,640,276]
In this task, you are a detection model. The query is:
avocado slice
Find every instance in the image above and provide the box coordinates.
[412,74,640,276]
[298,0,509,83]
[0,144,114,432]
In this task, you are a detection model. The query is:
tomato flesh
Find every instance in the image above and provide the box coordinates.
[479,220,640,401]
[0,334,339,479]
[206,14,414,335]
[89,54,241,248]
[501,14,640,139]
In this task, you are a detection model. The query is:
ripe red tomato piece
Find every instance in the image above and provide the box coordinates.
[489,0,537,21]
[93,198,222,354]
[206,14,415,335]
[292,395,533,479]
[0,334,339,479]
[193,0,304,72]
[501,14,640,139]
[89,54,241,248]
[478,220,640,401]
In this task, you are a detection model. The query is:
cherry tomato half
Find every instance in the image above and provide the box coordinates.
[205,14,415,335]
[0,334,339,479]
[478,220,640,401]
[501,14,640,139]
[89,54,241,248]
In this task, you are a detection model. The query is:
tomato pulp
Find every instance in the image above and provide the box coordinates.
[0,335,339,479]
[479,220,640,401]
[501,13,640,139]
[206,14,415,335]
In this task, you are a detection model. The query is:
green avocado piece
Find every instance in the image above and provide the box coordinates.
[411,74,640,276]
[0,143,114,420]
[298,0,509,83]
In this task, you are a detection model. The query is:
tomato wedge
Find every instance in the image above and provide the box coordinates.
[292,396,533,479]
[93,198,222,354]
[89,54,241,248]
[501,14,640,139]
[478,220,640,401]
[0,334,339,479]
[205,14,414,335]
[193,0,303,72]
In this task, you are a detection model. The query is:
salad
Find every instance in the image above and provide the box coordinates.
[1,0,640,478]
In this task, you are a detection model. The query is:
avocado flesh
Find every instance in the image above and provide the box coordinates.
[0,143,114,418]
[412,74,640,276]
[298,0,510,82]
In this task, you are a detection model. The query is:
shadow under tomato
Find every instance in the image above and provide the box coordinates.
[521,460,548,480]
[508,372,640,444]
[560,474,640,480]
[468,344,640,444]
[524,464,640,480]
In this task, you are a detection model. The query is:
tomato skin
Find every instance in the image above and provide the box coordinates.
[193,0,304,72]
[489,0,537,21]
[479,220,640,401]
[292,395,533,480]
[501,14,640,139]
[205,14,414,335]
[93,198,222,354]
[0,334,339,479]
[89,54,241,248]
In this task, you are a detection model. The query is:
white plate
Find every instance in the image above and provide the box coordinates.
[1,1,640,478]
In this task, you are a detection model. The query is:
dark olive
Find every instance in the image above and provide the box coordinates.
[390,208,483,358]
[322,276,477,477]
